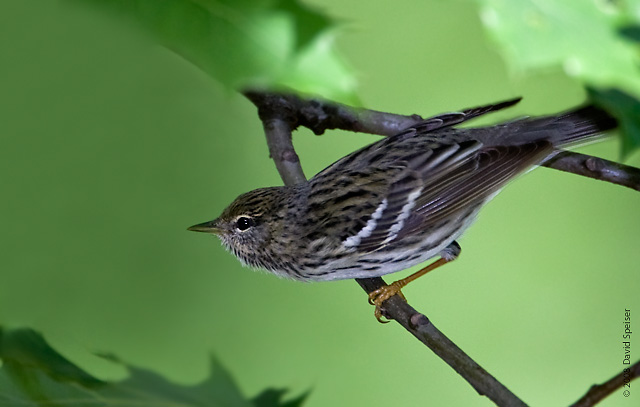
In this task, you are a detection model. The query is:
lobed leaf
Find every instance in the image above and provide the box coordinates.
[0,327,308,407]
[64,0,357,103]
[471,0,640,155]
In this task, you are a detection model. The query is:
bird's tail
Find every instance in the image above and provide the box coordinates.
[542,105,618,147]
[475,104,618,148]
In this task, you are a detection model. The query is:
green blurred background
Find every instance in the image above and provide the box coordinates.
[1,0,639,406]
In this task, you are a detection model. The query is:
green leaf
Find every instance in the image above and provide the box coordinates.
[588,87,640,158]
[0,328,104,387]
[474,0,640,91]
[469,0,640,155]
[252,388,310,407]
[619,24,640,43]
[0,327,308,407]
[63,0,357,103]
[276,0,333,52]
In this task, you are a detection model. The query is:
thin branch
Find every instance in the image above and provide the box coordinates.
[243,89,640,191]
[570,359,640,407]
[244,89,423,136]
[544,151,640,191]
[356,277,527,406]
[244,91,307,185]
[244,91,528,407]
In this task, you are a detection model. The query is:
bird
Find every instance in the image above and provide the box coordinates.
[188,98,617,322]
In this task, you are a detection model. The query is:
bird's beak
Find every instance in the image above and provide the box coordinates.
[187,220,222,234]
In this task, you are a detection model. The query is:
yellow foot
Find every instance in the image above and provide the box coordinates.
[368,282,407,323]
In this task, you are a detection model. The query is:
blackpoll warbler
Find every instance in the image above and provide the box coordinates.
[189,98,617,321]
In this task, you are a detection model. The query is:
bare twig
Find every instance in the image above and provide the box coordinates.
[244,89,422,136]
[244,91,529,407]
[356,277,527,406]
[243,89,640,191]
[244,92,306,185]
[544,151,640,191]
[570,360,640,407]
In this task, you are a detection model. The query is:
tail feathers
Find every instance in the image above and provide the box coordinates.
[548,105,618,146]
[472,104,618,148]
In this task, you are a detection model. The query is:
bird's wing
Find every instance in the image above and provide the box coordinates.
[312,98,523,178]
[413,141,552,224]
[353,139,553,252]
[353,140,479,251]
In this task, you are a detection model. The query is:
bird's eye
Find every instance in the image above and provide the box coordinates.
[235,216,255,231]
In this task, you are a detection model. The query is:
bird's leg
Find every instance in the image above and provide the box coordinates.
[368,258,448,322]
[368,241,461,323]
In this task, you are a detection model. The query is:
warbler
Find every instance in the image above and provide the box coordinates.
[189,98,617,321]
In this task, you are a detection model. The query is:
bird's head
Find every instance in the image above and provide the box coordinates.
[188,187,288,269]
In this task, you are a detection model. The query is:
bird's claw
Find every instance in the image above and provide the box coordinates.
[368,282,407,323]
